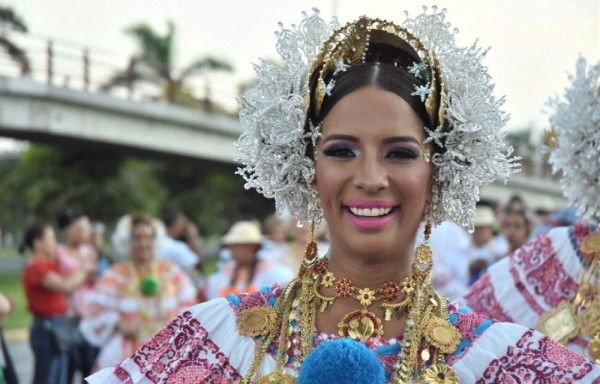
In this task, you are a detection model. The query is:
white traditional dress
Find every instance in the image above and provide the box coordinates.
[87,283,600,383]
[80,260,197,370]
[461,221,598,359]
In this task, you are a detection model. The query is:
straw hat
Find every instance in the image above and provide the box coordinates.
[222,221,263,245]
[474,206,496,227]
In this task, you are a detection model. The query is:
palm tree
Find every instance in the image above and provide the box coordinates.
[102,21,233,107]
[0,7,31,75]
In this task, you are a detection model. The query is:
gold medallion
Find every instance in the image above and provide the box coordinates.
[578,299,600,336]
[537,301,579,344]
[423,364,459,384]
[424,317,461,354]
[580,232,600,258]
[338,308,383,339]
[588,334,600,364]
[416,243,433,265]
[257,371,295,384]
[237,306,277,338]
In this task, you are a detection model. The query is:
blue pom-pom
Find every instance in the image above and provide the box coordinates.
[298,338,385,384]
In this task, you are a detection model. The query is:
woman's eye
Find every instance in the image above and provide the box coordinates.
[322,145,357,158]
[386,147,419,160]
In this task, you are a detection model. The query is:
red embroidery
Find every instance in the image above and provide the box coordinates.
[463,274,512,322]
[476,330,594,383]
[121,311,241,383]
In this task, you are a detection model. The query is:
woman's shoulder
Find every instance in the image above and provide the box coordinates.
[87,285,283,383]
[448,305,600,382]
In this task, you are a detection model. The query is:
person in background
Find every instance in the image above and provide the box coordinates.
[500,208,532,256]
[461,57,600,361]
[205,221,294,300]
[79,213,196,370]
[55,209,98,382]
[258,214,290,262]
[0,292,18,384]
[90,221,111,278]
[156,208,203,284]
[428,220,470,299]
[21,223,90,384]
[467,204,508,285]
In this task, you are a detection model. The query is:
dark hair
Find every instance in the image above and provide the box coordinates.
[130,212,156,237]
[19,223,49,253]
[56,208,85,230]
[160,207,184,229]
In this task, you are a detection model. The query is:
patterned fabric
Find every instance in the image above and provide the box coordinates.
[79,260,197,370]
[88,283,600,383]
[462,221,598,358]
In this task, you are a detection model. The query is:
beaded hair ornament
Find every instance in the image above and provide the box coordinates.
[236,6,520,231]
[547,57,600,220]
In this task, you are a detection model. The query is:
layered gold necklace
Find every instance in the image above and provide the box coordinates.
[537,231,600,362]
[312,258,428,340]
[238,250,461,383]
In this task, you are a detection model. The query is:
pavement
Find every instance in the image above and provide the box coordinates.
[4,328,33,384]
[5,328,86,384]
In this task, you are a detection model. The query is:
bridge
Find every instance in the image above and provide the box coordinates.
[0,76,242,163]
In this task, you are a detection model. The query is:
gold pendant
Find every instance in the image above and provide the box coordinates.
[580,232,600,258]
[588,334,600,364]
[257,371,295,383]
[424,317,461,354]
[578,299,600,336]
[423,364,459,384]
[416,243,433,265]
[237,306,277,338]
[537,301,579,344]
[338,308,383,339]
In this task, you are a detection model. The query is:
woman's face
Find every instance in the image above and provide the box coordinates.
[130,223,155,263]
[501,212,530,251]
[228,244,259,266]
[36,227,57,257]
[314,86,432,259]
[66,216,91,245]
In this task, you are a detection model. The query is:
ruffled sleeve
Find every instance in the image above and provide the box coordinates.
[86,292,277,383]
[448,305,600,383]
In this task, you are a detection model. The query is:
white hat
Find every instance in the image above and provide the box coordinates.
[474,206,496,227]
[222,221,263,245]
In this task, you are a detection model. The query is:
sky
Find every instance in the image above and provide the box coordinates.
[3,0,599,137]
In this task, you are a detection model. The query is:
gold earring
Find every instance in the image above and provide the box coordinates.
[416,212,433,265]
[299,222,318,278]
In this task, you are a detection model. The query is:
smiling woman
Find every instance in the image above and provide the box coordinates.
[87,7,600,384]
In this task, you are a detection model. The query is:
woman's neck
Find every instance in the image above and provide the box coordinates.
[132,258,153,275]
[326,244,415,288]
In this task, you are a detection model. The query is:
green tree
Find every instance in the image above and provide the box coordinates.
[0,6,30,75]
[102,21,233,107]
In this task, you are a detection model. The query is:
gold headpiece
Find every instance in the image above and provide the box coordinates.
[308,16,444,129]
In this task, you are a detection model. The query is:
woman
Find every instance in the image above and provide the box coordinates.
[79,213,197,370]
[499,208,532,256]
[21,223,89,384]
[56,209,98,381]
[205,221,294,300]
[462,57,600,361]
[88,8,599,383]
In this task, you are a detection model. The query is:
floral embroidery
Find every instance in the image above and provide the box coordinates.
[463,274,512,323]
[124,312,241,383]
[476,330,594,383]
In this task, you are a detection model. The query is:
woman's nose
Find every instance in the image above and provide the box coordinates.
[352,154,389,193]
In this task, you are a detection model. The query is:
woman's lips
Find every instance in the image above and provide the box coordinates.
[343,203,398,230]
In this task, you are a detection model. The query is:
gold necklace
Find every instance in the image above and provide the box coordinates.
[239,258,461,383]
[312,258,427,339]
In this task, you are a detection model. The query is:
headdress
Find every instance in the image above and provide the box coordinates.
[236,6,520,231]
[547,57,600,220]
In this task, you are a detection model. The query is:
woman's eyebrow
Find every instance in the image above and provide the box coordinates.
[321,134,358,144]
[382,136,421,146]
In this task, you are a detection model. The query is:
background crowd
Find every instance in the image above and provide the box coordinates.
[0,191,578,383]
